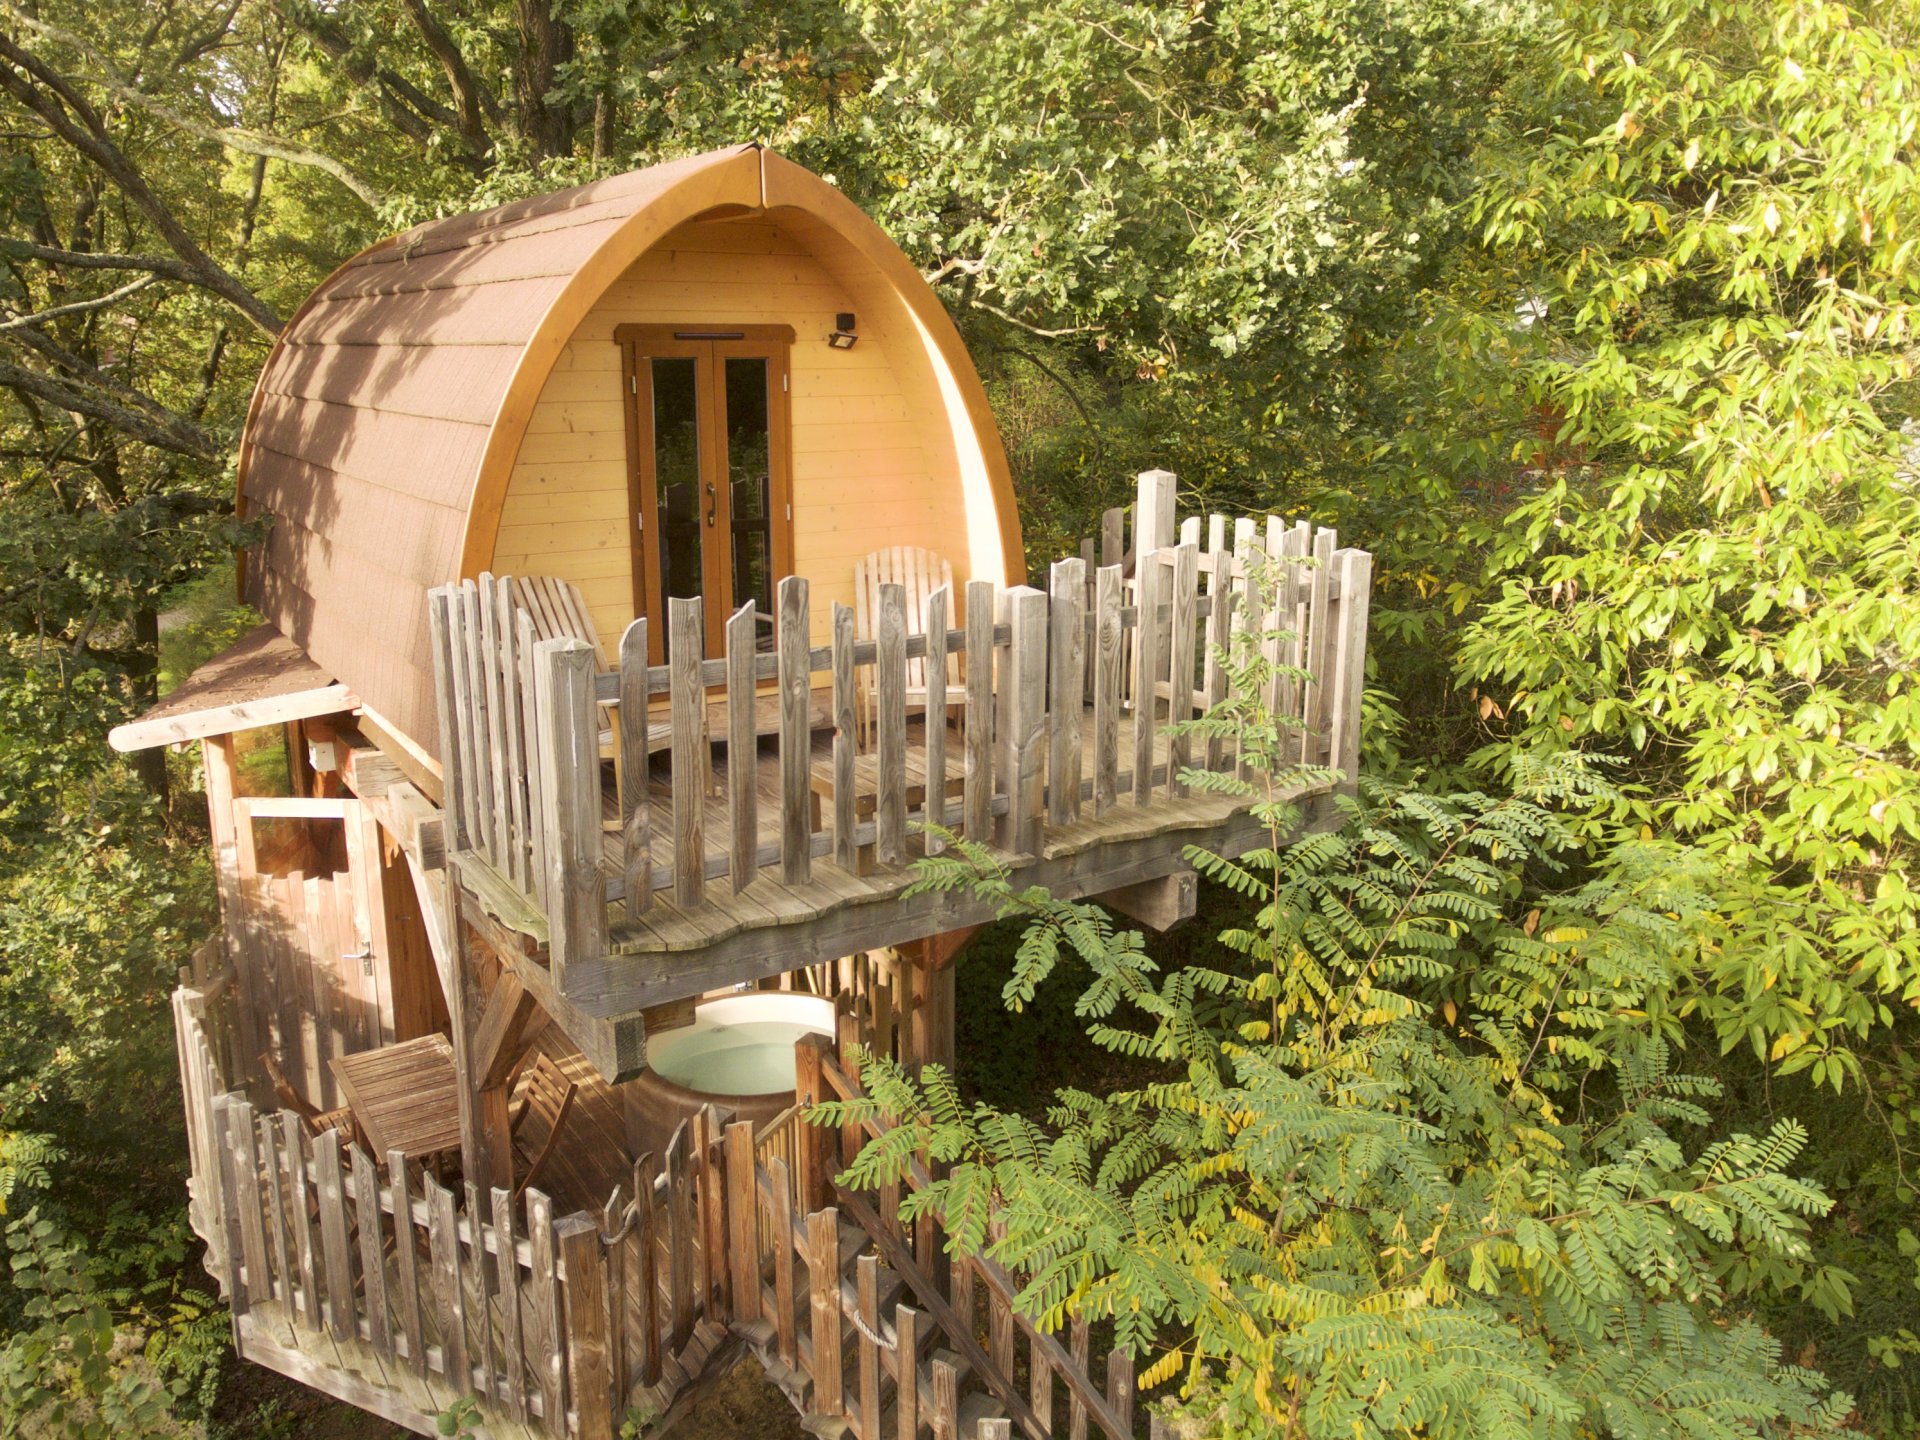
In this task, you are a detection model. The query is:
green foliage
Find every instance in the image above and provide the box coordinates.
[0,1208,215,1438]
[825,608,1860,1436]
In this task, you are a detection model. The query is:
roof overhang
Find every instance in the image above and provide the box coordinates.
[109,624,357,753]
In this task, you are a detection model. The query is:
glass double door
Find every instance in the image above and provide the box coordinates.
[621,325,794,662]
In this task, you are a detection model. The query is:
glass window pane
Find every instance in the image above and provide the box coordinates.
[725,357,774,648]
[652,357,704,634]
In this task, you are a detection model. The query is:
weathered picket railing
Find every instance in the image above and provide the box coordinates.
[173,984,730,1440]
[430,470,1373,974]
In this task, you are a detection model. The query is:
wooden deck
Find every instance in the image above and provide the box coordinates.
[436,477,1374,1033]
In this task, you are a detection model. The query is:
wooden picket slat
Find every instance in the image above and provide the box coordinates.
[284,1113,320,1331]
[726,1120,760,1327]
[1304,526,1335,763]
[666,1120,694,1351]
[727,603,759,891]
[809,1207,843,1416]
[464,1180,497,1405]
[778,577,813,884]
[353,1147,391,1356]
[769,1155,798,1368]
[895,1305,921,1440]
[857,1254,882,1440]
[559,1217,614,1440]
[618,617,651,917]
[832,603,858,871]
[963,580,994,841]
[999,587,1048,854]
[314,1138,355,1343]
[1168,540,1199,797]
[635,1154,662,1387]
[1048,558,1086,826]
[1132,549,1162,805]
[876,582,909,866]
[1203,537,1232,770]
[1068,1316,1090,1440]
[525,1189,566,1425]
[388,1151,425,1376]
[923,587,950,848]
[669,598,708,907]
[426,1178,469,1393]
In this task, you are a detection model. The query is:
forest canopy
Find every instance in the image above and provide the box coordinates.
[0,0,1916,1434]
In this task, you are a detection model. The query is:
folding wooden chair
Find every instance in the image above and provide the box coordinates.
[513,576,624,826]
[259,1051,354,1140]
[509,1052,579,1201]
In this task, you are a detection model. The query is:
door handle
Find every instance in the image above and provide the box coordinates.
[705,482,716,528]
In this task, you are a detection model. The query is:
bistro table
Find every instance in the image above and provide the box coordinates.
[329,1033,462,1162]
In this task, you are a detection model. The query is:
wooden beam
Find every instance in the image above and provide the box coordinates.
[473,970,542,1088]
[559,792,1341,1019]
[351,705,444,806]
[1096,868,1197,932]
[109,683,356,753]
[460,894,648,1084]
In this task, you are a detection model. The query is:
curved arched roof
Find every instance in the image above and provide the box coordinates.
[238,144,1020,758]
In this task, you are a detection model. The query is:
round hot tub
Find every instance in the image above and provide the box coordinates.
[627,993,833,1156]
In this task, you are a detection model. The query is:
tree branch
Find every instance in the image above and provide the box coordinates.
[0,353,220,460]
[272,0,492,172]
[0,237,199,284]
[0,272,152,331]
[400,0,502,149]
[2,3,386,209]
[0,36,281,336]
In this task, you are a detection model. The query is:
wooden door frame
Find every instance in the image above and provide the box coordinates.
[617,323,796,664]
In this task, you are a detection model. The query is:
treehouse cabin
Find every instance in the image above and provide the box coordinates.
[114,145,1375,1440]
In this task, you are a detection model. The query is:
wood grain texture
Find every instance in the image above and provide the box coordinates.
[778,577,813,884]
[669,599,708,907]
[726,604,759,891]
[875,581,908,865]
[618,617,652,916]
[1048,558,1086,826]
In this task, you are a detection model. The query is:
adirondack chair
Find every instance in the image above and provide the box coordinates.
[259,1051,354,1141]
[509,1051,578,1202]
[853,546,964,744]
[512,575,624,825]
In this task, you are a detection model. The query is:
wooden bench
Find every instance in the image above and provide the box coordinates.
[809,744,966,871]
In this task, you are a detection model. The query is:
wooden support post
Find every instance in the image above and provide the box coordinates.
[558,1216,613,1440]
[532,637,607,978]
[1097,869,1197,932]
[996,586,1048,855]
[809,1207,844,1418]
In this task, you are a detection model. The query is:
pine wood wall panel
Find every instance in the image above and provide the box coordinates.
[489,216,971,646]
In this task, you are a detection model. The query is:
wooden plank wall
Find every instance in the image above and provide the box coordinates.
[489,216,970,650]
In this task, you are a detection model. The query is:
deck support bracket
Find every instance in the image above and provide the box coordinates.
[1094,867,1197,933]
